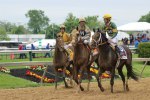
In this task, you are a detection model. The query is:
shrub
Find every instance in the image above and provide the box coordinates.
[138,42,150,64]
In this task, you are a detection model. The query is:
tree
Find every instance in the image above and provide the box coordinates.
[0,21,16,34]
[85,15,103,30]
[45,24,59,39]
[11,25,26,34]
[26,10,50,34]
[0,27,10,41]
[64,13,79,33]
[138,11,150,23]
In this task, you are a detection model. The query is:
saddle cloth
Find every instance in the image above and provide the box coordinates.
[118,46,127,59]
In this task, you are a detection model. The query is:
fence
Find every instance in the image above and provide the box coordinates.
[0,49,54,61]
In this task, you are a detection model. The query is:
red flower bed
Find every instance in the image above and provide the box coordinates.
[26,70,55,83]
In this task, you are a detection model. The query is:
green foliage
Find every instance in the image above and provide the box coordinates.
[0,21,16,33]
[64,13,79,33]
[138,42,150,58]
[85,15,102,30]
[138,42,150,64]
[45,24,59,39]
[26,10,50,34]
[0,27,10,41]
[11,25,26,34]
[138,11,150,23]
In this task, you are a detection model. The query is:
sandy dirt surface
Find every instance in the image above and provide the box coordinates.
[0,78,150,100]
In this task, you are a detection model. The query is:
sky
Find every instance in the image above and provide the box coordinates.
[0,0,150,26]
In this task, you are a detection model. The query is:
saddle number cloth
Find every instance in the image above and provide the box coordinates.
[118,46,127,59]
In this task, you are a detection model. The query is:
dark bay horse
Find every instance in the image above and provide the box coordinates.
[73,35,91,92]
[91,29,138,93]
[53,36,73,89]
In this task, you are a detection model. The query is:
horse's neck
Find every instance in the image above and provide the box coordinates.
[54,47,66,62]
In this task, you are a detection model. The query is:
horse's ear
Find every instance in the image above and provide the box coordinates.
[76,27,78,31]
[97,28,100,32]
[93,28,95,33]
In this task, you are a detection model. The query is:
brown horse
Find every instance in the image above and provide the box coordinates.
[91,29,138,93]
[73,34,91,92]
[53,36,73,89]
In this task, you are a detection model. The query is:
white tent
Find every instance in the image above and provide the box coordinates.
[26,39,56,49]
[114,32,129,40]
[118,22,150,32]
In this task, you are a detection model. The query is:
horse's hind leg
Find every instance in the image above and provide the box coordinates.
[87,65,91,91]
[117,65,126,91]
[125,64,131,91]
[55,71,58,90]
[110,67,115,93]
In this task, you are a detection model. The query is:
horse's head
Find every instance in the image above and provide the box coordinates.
[56,36,65,51]
[91,28,108,48]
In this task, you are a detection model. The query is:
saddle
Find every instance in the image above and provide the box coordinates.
[110,45,127,59]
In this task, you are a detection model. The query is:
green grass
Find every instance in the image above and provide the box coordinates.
[0,54,150,89]
[0,57,53,63]
[0,72,38,89]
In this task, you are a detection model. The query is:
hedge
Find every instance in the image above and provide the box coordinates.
[138,42,150,64]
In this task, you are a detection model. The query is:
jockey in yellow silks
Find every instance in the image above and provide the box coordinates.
[57,25,73,61]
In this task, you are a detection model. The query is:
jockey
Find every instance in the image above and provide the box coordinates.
[57,25,70,44]
[70,17,91,46]
[57,25,72,60]
[102,14,120,58]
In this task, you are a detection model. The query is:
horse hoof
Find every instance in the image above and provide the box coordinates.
[80,87,84,91]
[126,85,130,91]
[65,85,69,88]
[100,87,105,92]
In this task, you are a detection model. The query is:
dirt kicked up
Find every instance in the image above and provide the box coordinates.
[0,78,150,100]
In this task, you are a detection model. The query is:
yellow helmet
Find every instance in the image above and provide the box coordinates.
[103,14,112,19]
[60,24,65,29]
[79,17,86,23]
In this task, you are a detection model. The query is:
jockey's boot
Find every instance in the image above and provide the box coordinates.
[64,49,70,61]
[115,46,120,59]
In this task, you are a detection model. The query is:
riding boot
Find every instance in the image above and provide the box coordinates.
[64,49,70,61]
[115,46,120,59]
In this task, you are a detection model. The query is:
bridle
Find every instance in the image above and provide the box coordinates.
[92,32,107,48]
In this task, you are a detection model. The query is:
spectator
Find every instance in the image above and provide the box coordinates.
[44,43,50,58]
[134,38,140,48]
[22,45,27,58]
[31,44,35,58]
[129,34,134,45]
[141,34,148,42]
[18,44,23,59]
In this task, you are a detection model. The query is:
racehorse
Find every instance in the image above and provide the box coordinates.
[73,32,91,92]
[91,29,138,93]
[53,36,73,89]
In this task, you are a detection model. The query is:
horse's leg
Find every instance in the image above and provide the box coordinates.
[125,64,131,91]
[117,64,126,91]
[96,67,104,92]
[69,64,74,87]
[87,65,91,91]
[63,66,69,88]
[73,65,84,91]
[78,66,84,92]
[55,70,58,90]
[110,67,115,93]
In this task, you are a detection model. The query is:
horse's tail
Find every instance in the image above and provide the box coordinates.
[126,65,138,81]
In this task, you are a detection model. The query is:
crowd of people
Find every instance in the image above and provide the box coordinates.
[18,43,52,59]
[122,33,150,48]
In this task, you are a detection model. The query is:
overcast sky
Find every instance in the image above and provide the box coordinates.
[0,0,150,26]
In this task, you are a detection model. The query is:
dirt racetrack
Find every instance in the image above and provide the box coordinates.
[0,78,150,100]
